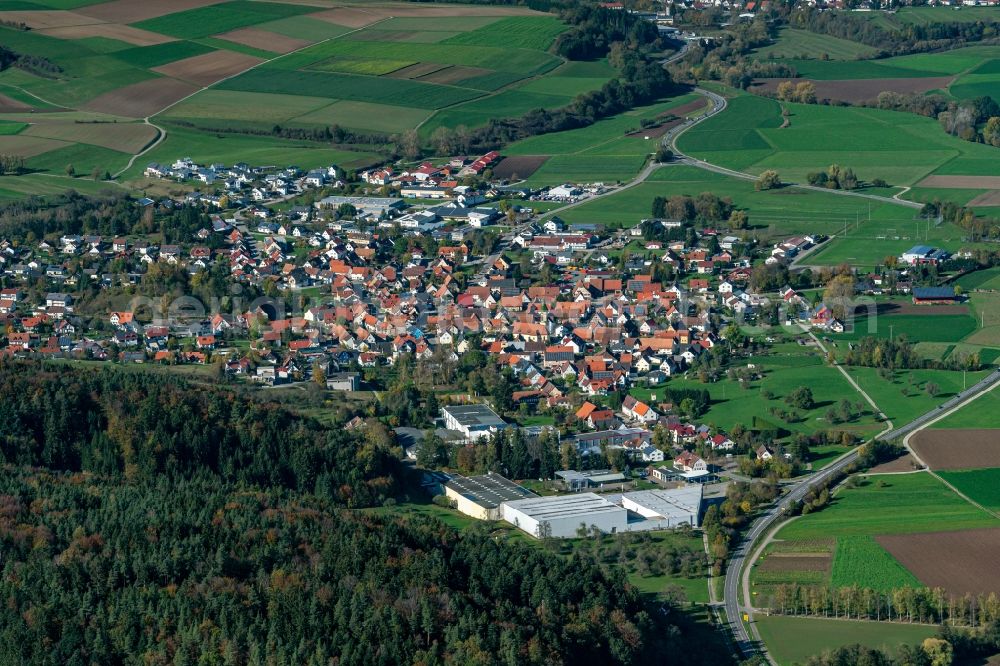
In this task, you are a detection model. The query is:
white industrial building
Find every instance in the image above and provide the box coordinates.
[502,493,627,539]
[620,486,702,530]
[501,485,703,539]
[444,472,537,520]
[441,404,508,441]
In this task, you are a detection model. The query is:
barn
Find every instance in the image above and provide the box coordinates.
[912,287,960,305]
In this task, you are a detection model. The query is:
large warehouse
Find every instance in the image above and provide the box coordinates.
[501,484,703,538]
[502,493,627,539]
[620,486,702,529]
[444,472,537,520]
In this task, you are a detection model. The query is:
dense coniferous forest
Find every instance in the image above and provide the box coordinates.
[0,362,733,665]
[0,362,399,507]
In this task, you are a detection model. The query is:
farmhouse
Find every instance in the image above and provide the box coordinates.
[444,472,537,520]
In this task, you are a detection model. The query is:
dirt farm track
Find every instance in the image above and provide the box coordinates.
[909,429,1000,470]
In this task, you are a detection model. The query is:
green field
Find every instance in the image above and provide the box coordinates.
[830,535,922,591]
[956,266,1000,291]
[288,100,432,134]
[773,58,942,80]
[755,28,877,61]
[133,1,316,39]
[308,57,417,76]
[557,164,918,244]
[216,69,483,108]
[842,366,990,426]
[122,126,378,180]
[677,91,1000,186]
[113,41,216,69]
[0,121,26,135]
[162,90,333,124]
[938,469,1000,510]
[950,58,1000,102]
[756,615,936,666]
[931,386,1000,429]
[777,472,996,540]
[441,15,566,51]
[631,340,882,439]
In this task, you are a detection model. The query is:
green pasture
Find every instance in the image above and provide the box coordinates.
[939,469,1000,511]
[841,366,990,426]
[507,93,699,157]
[834,313,977,344]
[755,28,876,61]
[776,472,996,540]
[756,615,935,666]
[372,17,502,32]
[630,346,881,438]
[0,121,26,135]
[26,142,130,176]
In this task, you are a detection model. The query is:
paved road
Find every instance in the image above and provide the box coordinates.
[722,365,1000,660]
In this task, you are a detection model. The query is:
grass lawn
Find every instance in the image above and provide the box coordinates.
[776,472,996,540]
[938,469,1000,511]
[756,615,936,666]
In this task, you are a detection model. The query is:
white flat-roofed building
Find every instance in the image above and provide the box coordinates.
[441,404,508,441]
[444,472,537,520]
[620,486,702,529]
[502,493,627,538]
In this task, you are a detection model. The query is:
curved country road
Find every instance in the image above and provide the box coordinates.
[722,363,1000,662]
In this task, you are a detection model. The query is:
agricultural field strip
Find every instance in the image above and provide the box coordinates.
[113,17,397,177]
